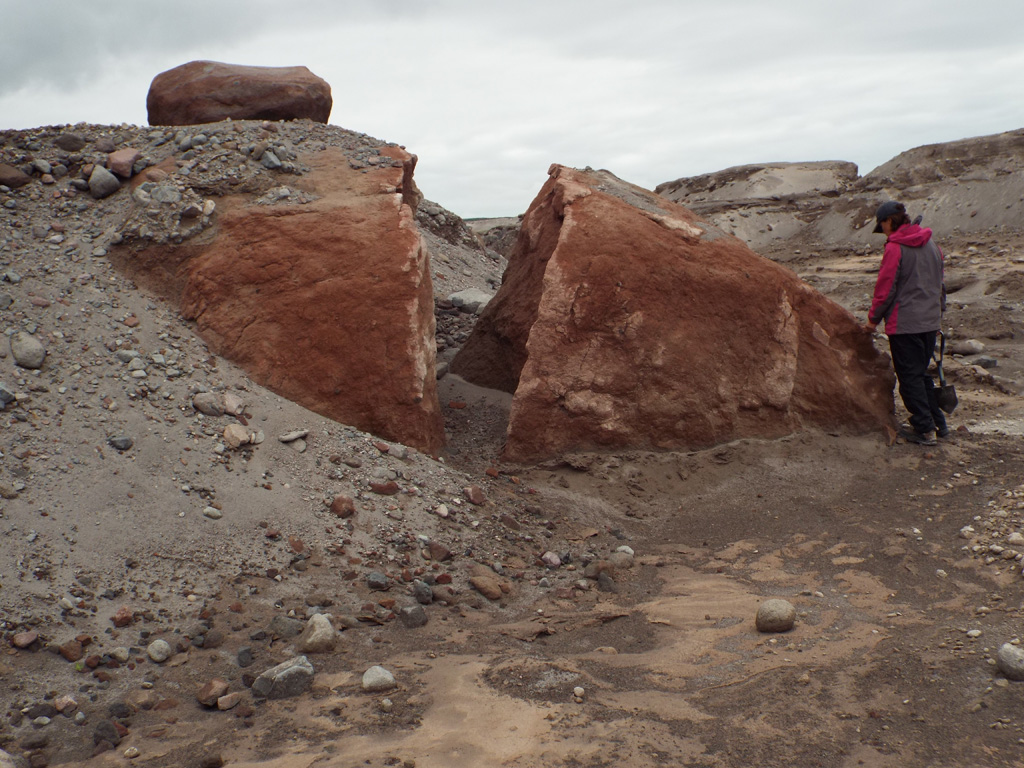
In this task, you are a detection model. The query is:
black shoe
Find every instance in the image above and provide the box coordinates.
[936,426,951,438]
[899,425,937,446]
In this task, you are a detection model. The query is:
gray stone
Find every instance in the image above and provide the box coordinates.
[366,571,389,591]
[54,133,87,152]
[608,550,634,569]
[32,159,52,175]
[93,719,121,746]
[756,599,796,633]
[949,339,985,355]
[88,165,121,199]
[541,551,562,568]
[108,436,133,451]
[0,383,15,406]
[0,293,12,310]
[296,613,337,653]
[412,580,433,605]
[10,331,46,369]
[0,748,19,768]
[597,572,618,593]
[268,615,305,639]
[261,151,282,170]
[972,355,998,369]
[448,288,493,314]
[997,643,1024,681]
[251,655,315,699]
[192,392,224,416]
[361,665,397,692]
[151,184,182,204]
[399,605,428,628]
[147,639,172,663]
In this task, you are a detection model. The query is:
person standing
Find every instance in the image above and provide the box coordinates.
[866,201,949,446]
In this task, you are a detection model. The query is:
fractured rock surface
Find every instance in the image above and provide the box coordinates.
[454,165,896,461]
[178,146,441,452]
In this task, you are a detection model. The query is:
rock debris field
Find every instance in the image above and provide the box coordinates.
[3,120,1024,768]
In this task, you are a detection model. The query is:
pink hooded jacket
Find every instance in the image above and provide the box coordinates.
[869,223,945,335]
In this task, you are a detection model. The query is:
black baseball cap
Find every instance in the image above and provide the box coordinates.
[873,201,905,233]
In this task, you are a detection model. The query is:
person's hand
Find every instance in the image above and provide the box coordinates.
[865,321,878,333]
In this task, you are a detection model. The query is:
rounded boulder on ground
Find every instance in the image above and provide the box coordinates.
[755,599,796,633]
[997,643,1024,680]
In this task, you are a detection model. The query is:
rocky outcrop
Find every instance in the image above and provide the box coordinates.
[453,165,895,462]
[101,119,443,453]
[176,146,442,453]
[147,61,332,126]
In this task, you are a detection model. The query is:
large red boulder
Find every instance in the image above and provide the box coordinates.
[126,144,442,453]
[147,61,332,126]
[452,165,895,462]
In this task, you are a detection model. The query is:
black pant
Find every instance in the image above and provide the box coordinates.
[888,332,948,434]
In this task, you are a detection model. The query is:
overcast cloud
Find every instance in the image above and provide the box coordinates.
[2,0,1023,217]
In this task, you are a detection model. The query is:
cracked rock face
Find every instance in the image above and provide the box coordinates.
[176,145,443,453]
[453,164,896,462]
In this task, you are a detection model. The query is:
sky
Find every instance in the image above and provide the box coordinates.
[2,0,1023,218]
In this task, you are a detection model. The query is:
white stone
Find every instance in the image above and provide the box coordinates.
[297,613,337,653]
[147,639,172,663]
[997,643,1024,680]
[362,665,397,692]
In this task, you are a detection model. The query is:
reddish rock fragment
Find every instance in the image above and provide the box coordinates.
[427,541,453,562]
[11,631,38,649]
[329,494,356,519]
[0,163,31,188]
[197,679,230,708]
[470,576,503,601]
[464,485,486,505]
[59,640,84,662]
[111,606,134,628]
[107,148,141,178]
[370,481,401,496]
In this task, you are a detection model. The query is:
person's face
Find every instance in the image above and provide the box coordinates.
[880,218,894,236]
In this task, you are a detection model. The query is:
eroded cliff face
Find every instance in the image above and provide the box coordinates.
[656,129,1024,252]
[454,165,895,462]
